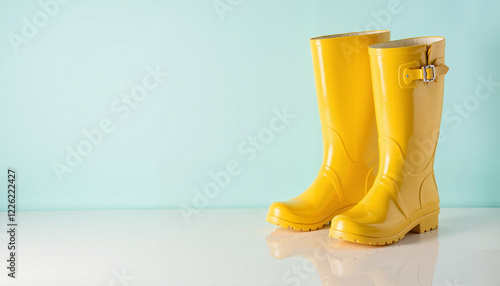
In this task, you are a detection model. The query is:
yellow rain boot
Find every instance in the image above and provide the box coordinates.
[330,37,449,245]
[266,31,391,231]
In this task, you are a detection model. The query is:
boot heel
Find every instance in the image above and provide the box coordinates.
[411,212,439,233]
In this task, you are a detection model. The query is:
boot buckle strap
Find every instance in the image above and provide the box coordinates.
[399,60,449,89]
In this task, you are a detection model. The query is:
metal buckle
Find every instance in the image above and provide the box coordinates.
[422,65,436,82]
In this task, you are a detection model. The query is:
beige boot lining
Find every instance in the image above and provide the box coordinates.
[311,30,389,40]
[370,37,443,49]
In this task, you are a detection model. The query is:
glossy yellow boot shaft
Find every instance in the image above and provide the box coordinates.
[266,31,390,231]
[330,37,449,244]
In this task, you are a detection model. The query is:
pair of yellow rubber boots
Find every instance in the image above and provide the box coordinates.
[266,30,449,245]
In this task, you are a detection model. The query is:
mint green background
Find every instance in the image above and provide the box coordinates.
[0,0,498,212]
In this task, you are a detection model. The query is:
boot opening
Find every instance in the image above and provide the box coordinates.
[370,37,444,49]
[311,30,389,40]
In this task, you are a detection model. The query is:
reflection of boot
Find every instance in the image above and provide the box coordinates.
[266,227,339,285]
[329,231,439,286]
[267,30,390,231]
[331,37,449,245]
[266,228,439,286]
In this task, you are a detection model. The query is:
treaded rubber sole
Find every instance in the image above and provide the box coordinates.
[266,204,356,232]
[329,208,439,245]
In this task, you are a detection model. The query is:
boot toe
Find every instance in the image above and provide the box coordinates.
[330,214,377,236]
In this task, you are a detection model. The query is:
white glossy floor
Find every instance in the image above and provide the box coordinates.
[0,208,498,285]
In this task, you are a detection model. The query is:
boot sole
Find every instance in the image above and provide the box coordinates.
[266,204,356,232]
[329,208,439,245]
